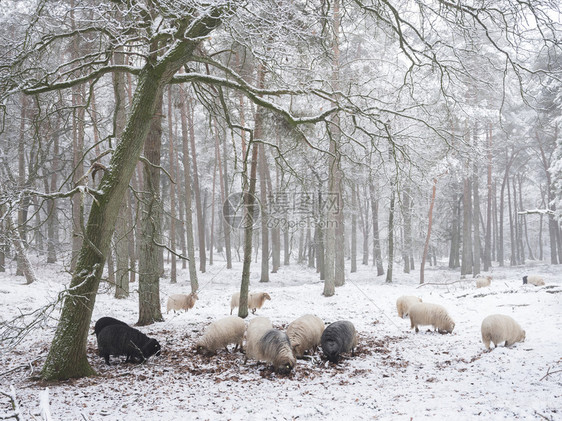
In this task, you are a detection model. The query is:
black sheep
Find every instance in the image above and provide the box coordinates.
[321,320,357,364]
[93,316,129,337]
[97,324,161,365]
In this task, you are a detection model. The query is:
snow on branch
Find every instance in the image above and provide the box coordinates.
[0,386,22,421]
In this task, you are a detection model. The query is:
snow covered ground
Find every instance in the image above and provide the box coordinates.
[1,257,561,420]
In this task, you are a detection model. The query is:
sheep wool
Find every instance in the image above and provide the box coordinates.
[396,296,423,319]
[167,292,198,313]
[93,316,128,337]
[481,314,526,350]
[97,324,161,365]
[522,275,545,286]
[245,316,273,360]
[286,314,325,357]
[230,292,271,315]
[254,329,296,374]
[409,302,455,334]
[476,276,492,288]
[196,316,246,356]
[321,320,358,363]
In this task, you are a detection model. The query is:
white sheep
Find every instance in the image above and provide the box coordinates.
[196,316,246,356]
[409,302,455,334]
[166,292,198,313]
[286,314,325,358]
[396,295,423,318]
[481,314,526,350]
[245,316,273,361]
[522,275,545,286]
[230,292,271,315]
[476,276,492,288]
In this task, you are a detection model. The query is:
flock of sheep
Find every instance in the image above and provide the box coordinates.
[92,274,542,373]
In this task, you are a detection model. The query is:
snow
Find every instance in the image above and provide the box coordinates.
[1,259,561,420]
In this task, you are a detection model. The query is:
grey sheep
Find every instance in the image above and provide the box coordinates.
[253,329,296,374]
[97,324,161,365]
[93,316,128,337]
[321,321,358,364]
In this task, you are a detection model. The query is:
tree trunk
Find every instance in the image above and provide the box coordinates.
[46,108,61,264]
[483,123,493,271]
[461,172,473,276]
[186,97,207,273]
[258,143,269,282]
[472,125,481,276]
[179,88,198,292]
[138,82,165,325]
[167,89,177,283]
[40,10,223,380]
[420,178,438,284]
[369,181,384,276]
[386,185,395,283]
[351,184,357,273]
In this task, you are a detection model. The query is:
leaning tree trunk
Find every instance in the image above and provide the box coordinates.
[40,11,224,381]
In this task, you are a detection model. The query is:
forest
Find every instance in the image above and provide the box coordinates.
[0,0,561,419]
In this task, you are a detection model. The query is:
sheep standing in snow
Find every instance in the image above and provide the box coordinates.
[93,316,128,337]
[253,329,296,374]
[409,302,455,334]
[481,314,526,350]
[286,314,325,357]
[522,275,545,286]
[166,292,198,313]
[196,316,246,356]
[97,324,161,365]
[396,296,423,319]
[230,292,271,315]
[245,316,273,361]
[476,276,492,288]
[320,321,357,363]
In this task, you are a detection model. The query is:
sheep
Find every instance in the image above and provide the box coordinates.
[481,314,526,350]
[286,314,325,358]
[522,275,545,286]
[245,316,273,361]
[97,324,161,365]
[320,320,357,364]
[166,292,198,313]
[196,316,246,356]
[396,296,423,319]
[230,291,271,315]
[93,316,128,337]
[476,276,492,288]
[253,329,296,374]
[409,302,455,334]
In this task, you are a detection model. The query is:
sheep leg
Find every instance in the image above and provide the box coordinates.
[224,346,230,353]
[351,348,355,357]
[251,308,256,314]
[103,355,111,365]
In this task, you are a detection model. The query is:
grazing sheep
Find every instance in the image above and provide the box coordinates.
[230,292,271,315]
[245,316,273,361]
[93,316,128,337]
[409,302,455,334]
[253,329,296,374]
[196,316,246,356]
[396,296,423,318]
[522,275,545,286]
[320,321,357,364]
[481,314,526,350]
[97,324,161,365]
[286,314,325,358]
[476,276,492,288]
[166,292,198,313]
